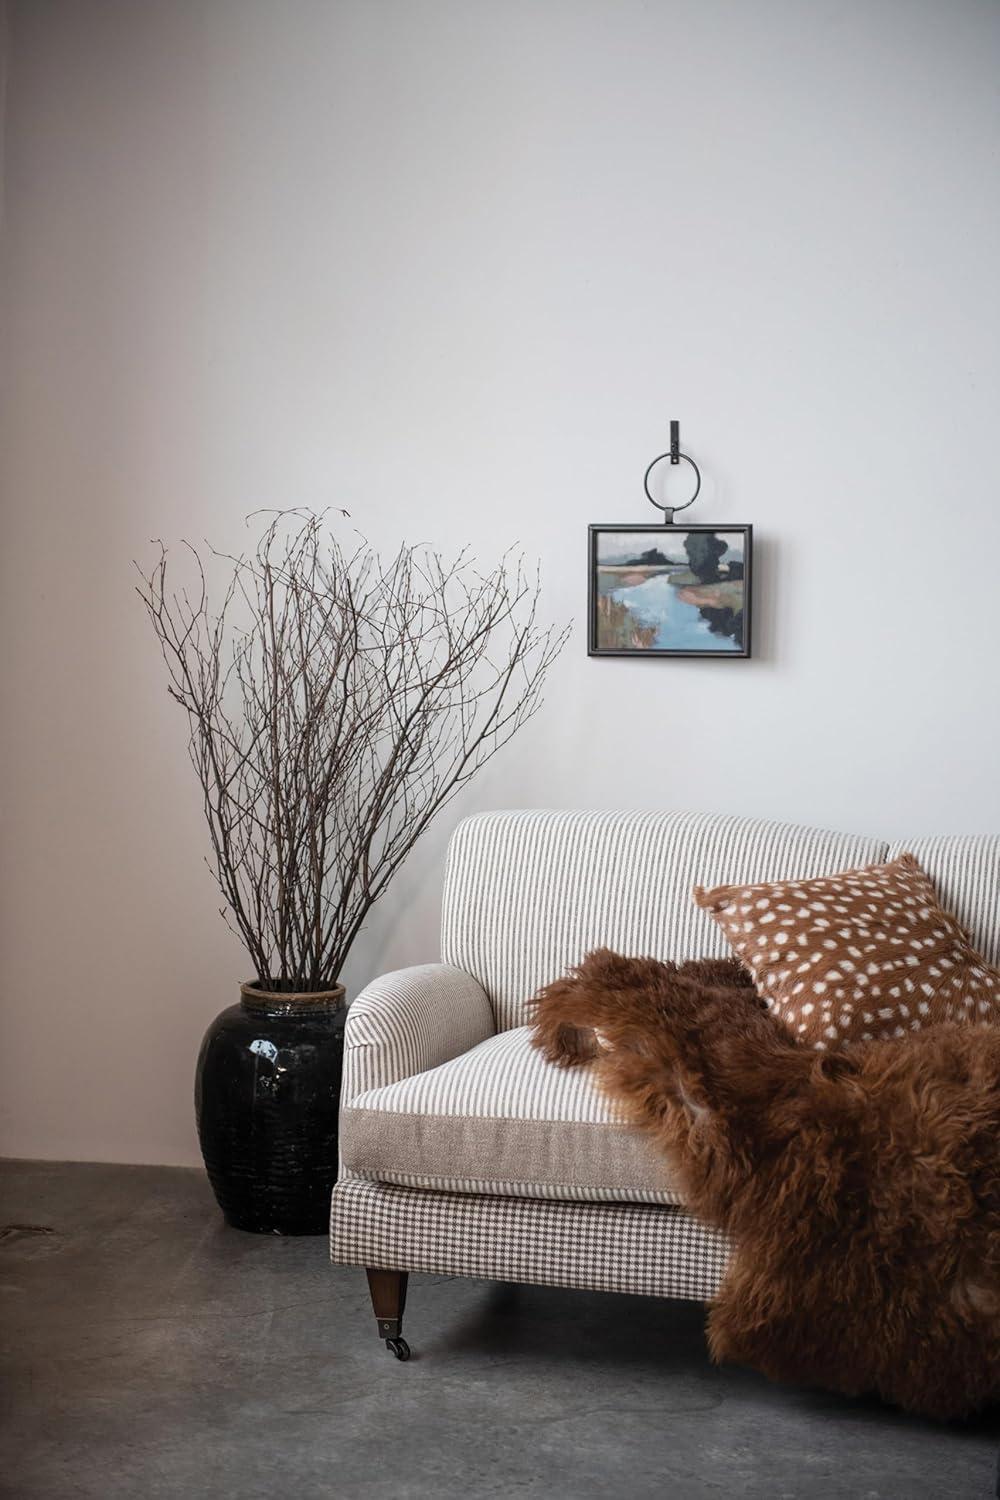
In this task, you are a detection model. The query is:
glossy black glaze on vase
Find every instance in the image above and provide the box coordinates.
[195,983,347,1235]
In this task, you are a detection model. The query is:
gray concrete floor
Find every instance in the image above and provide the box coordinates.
[0,1161,997,1500]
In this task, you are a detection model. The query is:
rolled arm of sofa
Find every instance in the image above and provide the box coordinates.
[342,963,496,1104]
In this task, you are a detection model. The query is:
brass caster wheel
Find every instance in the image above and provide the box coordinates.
[385,1337,410,1361]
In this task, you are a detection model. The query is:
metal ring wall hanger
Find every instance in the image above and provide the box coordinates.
[642,420,701,525]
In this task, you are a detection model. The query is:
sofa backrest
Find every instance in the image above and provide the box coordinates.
[887,834,1000,967]
[441,810,888,1031]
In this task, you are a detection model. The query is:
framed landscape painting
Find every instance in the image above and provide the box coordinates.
[588,524,752,658]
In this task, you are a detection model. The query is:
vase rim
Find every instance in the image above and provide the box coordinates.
[240,980,346,1011]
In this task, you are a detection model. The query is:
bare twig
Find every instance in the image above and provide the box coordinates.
[136,511,568,991]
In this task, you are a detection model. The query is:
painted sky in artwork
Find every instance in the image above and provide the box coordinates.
[596,531,744,564]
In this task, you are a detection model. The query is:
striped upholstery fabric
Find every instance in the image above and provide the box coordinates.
[889,835,1000,967]
[441,810,888,1029]
[342,963,495,1103]
[329,1178,730,1300]
[341,1025,683,1205]
[338,963,495,1183]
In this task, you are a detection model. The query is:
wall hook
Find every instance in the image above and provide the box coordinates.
[643,420,701,523]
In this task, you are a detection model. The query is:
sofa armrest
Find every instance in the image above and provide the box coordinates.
[342,963,495,1105]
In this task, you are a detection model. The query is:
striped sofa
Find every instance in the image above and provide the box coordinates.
[329,810,1000,1358]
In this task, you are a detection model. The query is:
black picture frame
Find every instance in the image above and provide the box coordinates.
[588,523,753,659]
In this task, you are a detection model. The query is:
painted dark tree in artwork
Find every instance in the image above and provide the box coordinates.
[682,531,744,648]
[684,531,727,583]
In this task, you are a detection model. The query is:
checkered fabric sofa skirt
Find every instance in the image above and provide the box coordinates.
[329,1177,732,1301]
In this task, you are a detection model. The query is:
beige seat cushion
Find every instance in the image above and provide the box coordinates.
[340,1026,682,1206]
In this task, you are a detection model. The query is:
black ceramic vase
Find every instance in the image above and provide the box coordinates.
[195,982,347,1235]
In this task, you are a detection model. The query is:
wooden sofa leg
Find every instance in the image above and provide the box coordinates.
[366,1268,410,1361]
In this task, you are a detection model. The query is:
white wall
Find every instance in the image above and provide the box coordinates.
[2,0,999,1166]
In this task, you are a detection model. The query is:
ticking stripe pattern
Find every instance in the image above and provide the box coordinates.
[441,810,888,1030]
[341,1025,683,1205]
[351,1024,627,1121]
[339,963,496,1181]
[887,835,1000,968]
[329,1177,731,1300]
[342,963,496,1104]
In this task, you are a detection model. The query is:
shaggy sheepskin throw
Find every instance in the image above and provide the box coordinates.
[531,949,1000,1420]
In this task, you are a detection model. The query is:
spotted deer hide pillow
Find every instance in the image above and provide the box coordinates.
[693,853,1000,1049]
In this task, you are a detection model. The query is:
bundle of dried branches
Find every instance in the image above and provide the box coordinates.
[137,511,568,992]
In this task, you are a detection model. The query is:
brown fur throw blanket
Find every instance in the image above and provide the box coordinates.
[531,949,1000,1420]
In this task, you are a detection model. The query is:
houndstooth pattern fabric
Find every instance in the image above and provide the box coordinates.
[329,1177,730,1300]
[441,810,888,1030]
[342,1025,683,1204]
[888,834,1000,967]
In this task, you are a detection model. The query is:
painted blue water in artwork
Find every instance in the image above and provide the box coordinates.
[609,572,740,651]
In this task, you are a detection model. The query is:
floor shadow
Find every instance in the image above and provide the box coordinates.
[418,1277,1000,1437]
